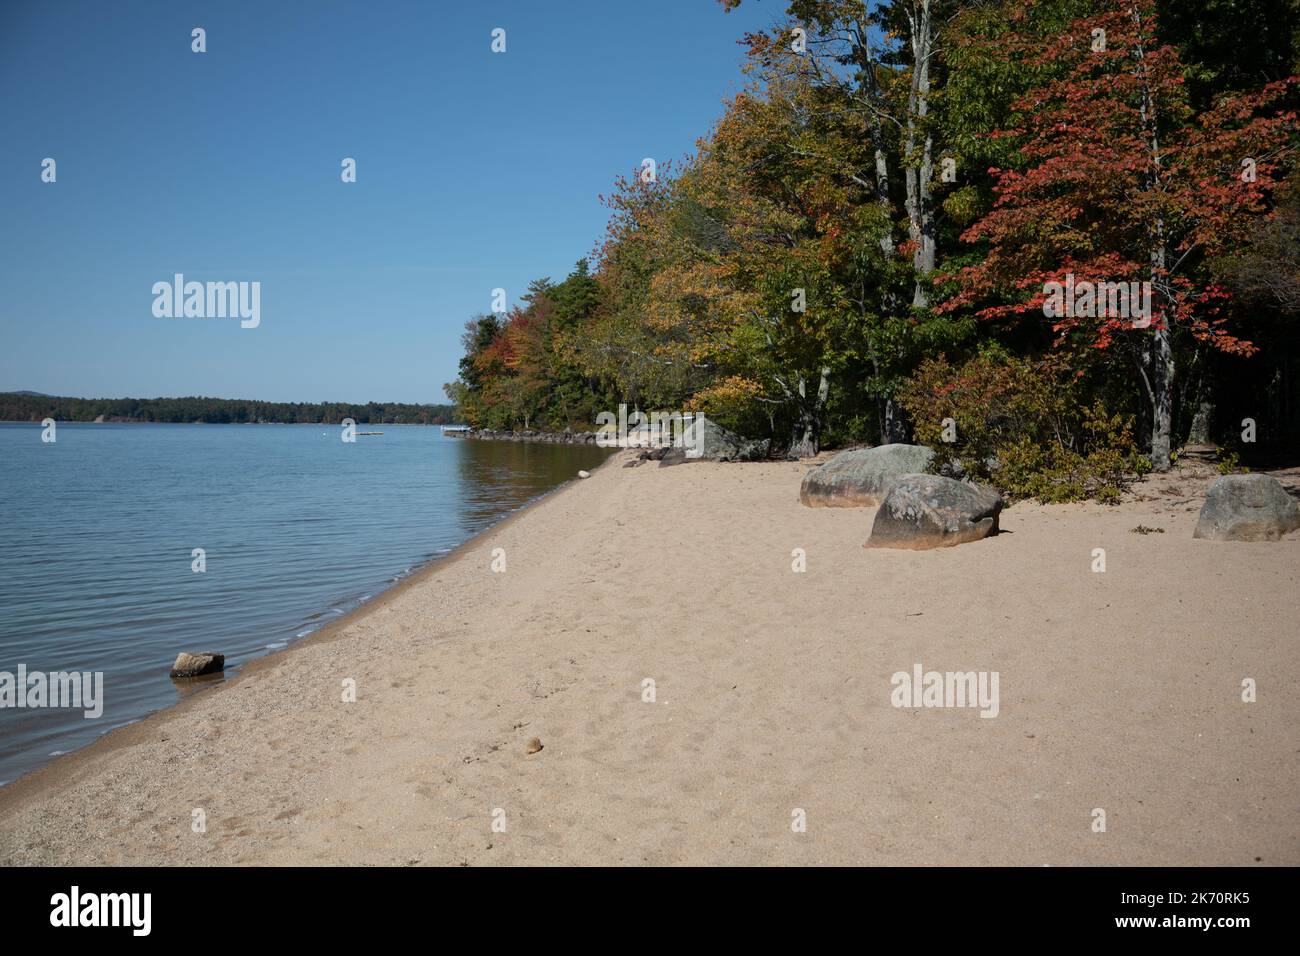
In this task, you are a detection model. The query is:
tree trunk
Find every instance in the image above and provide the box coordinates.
[1186,399,1214,446]
[850,14,896,260]
[904,0,936,309]
[885,398,907,443]
[790,367,831,458]
[1150,324,1173,469]
[1133,4,1173,470]
[851,14,912,428]
[790,414,818,459]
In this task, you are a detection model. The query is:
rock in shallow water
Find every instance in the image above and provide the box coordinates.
[169,652,225,679]
[1193,473,1300,541]
[865,474,1002,550]
[801,444,936,507]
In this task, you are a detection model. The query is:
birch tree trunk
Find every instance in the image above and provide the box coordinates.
[1133,3,1174,470]
[850,14,896,260]
[852,10,908,442]
[903,0,936,309]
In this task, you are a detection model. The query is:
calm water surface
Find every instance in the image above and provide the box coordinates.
[0,423,611,784]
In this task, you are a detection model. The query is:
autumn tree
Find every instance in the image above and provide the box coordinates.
[945,0,1296,469]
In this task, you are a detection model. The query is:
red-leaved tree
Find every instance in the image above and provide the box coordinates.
[945,0,1296,469]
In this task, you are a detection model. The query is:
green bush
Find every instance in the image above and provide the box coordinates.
[897,353,1150,503]
[1217,452,1249,475]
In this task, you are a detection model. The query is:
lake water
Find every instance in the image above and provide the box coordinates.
[0,423,611,785]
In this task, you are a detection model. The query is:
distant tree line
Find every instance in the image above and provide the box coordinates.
[0,393,458,425]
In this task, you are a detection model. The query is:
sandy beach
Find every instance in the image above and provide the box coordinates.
[1,452,1297,866]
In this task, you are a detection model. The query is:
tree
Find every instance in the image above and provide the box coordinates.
[944,0,1296,469]
[723,1,985,440]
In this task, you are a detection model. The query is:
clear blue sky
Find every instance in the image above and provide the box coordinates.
[0,0,780,404]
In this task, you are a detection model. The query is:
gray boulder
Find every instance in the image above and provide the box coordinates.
[865,474,1003,550]
[169,651,225,679]
[800,444,936,507]
[1193,474,1300,541]
[674,416,769,462]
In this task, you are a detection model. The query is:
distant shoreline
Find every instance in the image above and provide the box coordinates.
[0,419,457,426]
[0,392,458,427]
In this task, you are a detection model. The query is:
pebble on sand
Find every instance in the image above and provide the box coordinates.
[524,737,544,754]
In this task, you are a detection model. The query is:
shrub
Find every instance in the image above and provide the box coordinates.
[1217,451,1250,475]
[896,353,1150,503]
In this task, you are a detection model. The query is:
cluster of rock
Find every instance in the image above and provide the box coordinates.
[624,446,671,468]
[618,418,771,467]
[800,443,935,506]
[800,444,1001,549]
[450,428,601,444]
[678,417,770,462]
[798,443,1299,548]
[459,418,772,461]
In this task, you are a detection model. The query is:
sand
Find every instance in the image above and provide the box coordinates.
[1,452,1297,866]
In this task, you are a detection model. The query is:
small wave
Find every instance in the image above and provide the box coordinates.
[266,641,288,650]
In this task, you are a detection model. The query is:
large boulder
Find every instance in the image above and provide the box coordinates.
[865,474,1003,550]
[169,652,225,679]
[1193,474,1300,541]
[800,444,935,507]
[663,416,769,465]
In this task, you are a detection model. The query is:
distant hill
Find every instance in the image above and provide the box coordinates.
[0,393,458,425]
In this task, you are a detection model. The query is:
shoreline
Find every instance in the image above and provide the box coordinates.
[447,428,600,445]
[0,449,620,803]
[2,455,1296,865]
[0,420,457,426]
